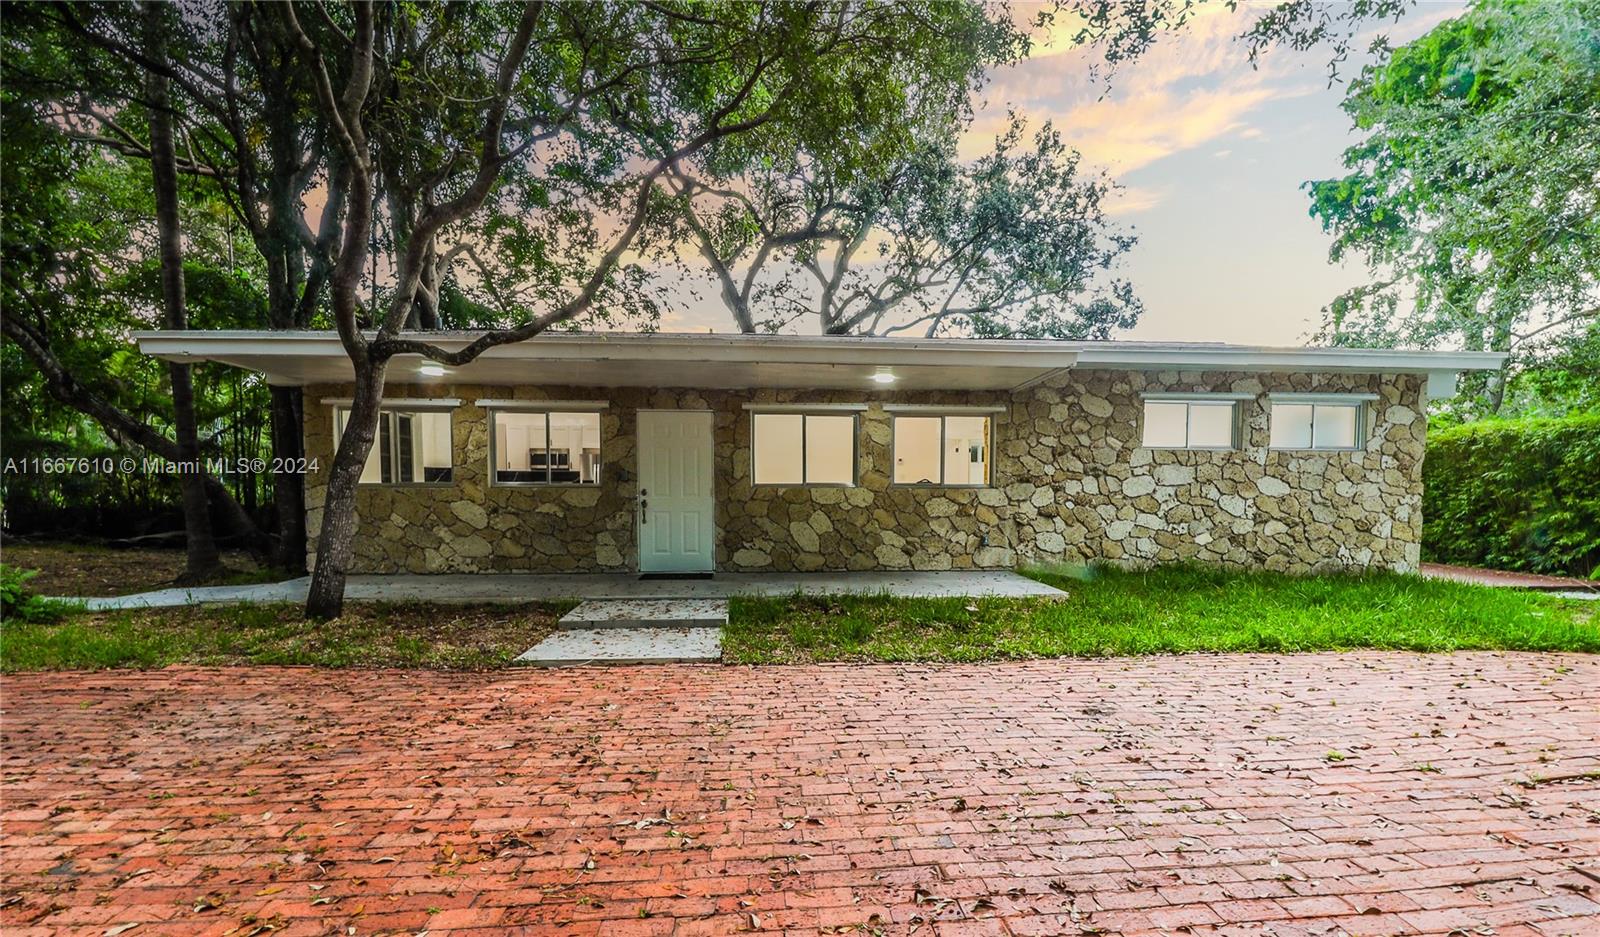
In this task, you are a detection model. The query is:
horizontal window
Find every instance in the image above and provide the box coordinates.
[334,408,453,485]
[752,412,855,485]
[492,410,601,484]
[893,415,990,486]
[1141,400,1238,449]
[1270,402,1364,450]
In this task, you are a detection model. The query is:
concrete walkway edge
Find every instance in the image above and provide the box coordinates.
[58,569,1067,610]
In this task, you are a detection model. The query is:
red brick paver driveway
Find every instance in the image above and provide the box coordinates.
[4,653,1598,937]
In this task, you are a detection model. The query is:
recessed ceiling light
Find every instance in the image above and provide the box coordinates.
[418,364,448,377]
[871,369,896,384]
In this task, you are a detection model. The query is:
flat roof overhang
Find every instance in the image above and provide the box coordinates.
[132,330,1507,392]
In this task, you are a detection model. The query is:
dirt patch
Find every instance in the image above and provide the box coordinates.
[1421,561,1598,591]
[0,541,270,597]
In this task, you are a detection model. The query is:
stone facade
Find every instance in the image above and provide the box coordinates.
[302,370,1426,574]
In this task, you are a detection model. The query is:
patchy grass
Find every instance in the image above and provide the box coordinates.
[0,601,573,671]
[723,565,1598,664]
[0,540,279,597]
[8,564,1593,672]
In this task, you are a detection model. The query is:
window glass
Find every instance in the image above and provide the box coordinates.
[492,410,600,484]
[1312,404,1358,449]
[548,412,601,483]
[753,413,854,485]
[944,416,990,485]
[804,415,855,485]
[1187,403,1236,448]
[893,415,992,485]
[335,408,453,484]
[1269,403,1314,449]
[752,413,804,484]
[893,416,943,485]
[1143,400,1236,449]
[1141,402,1188,448]
[1270,402,1361,450]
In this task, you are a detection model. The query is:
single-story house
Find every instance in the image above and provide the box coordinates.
[135,331,1504,576]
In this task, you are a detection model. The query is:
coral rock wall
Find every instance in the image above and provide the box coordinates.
[302,371,1425,574]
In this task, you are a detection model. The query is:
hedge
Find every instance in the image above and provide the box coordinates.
[1423,413,1600,578]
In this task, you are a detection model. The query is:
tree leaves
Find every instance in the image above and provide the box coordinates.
[1305,0,1600,414]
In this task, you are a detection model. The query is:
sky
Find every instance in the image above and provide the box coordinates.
[659,1,1466,347]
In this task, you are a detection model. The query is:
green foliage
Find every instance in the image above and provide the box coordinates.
[352,0,1029,334]
[1498,319,1600,419]
[0,565,77,624]
[723,565,1598,663]
[1423,414,1600,577]
[1306,0,1600,413]
[0,41,277,534]
[662,111,1140,337]
[0,601,576,671]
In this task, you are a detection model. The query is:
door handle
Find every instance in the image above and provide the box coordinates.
[639,489,648,523]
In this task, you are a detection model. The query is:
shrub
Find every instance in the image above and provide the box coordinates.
[1423,413,1600,578]
[0,564,77,624]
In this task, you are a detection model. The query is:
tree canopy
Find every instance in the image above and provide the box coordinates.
[657,112,1139,338]
[1306,0,1600,411]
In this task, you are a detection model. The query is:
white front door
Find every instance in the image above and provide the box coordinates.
[637,410,715,573]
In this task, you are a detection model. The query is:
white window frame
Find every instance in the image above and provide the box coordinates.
[887,408,1000,488]
[1267,392,1376,452]
[746,405,862,488]
[479,400,608,487]
[326,398,459,487]
[1138,392,1250,451]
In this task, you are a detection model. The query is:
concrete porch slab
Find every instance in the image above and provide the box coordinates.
[558,599,728,630]
[514,626,721,666]
[65,569,1065,610]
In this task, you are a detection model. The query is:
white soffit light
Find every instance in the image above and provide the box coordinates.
[418,364,448,377]
[871,368,896,384]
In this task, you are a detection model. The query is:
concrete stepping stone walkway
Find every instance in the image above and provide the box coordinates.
[557,598,728,630]
[515,598,726,666]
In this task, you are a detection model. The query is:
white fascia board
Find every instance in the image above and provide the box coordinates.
[1267,392,1380,404]
[1075,345,1506,374]
[741,402,869,413]
[133,330,1506,376]
[320,397,461,410]
[475,399,609,411]
[133,330,1083,371]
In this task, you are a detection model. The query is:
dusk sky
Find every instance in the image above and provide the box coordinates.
[661,1,1465,347]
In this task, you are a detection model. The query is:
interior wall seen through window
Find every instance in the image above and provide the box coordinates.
[334,408,453,484]
[892,415,990,485]
[493,411,601,484]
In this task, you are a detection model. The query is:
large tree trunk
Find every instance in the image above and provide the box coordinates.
[145,1,222,583]
[262,234,309,572]
[269,384,307,572]
[304,360,386,619]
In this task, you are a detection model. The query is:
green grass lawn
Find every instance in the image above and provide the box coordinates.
[722,565,1599,664]
[0,601,572,671]
[4,565,1594,671]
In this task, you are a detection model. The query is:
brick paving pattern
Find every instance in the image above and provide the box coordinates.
[3,652,1598,936]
